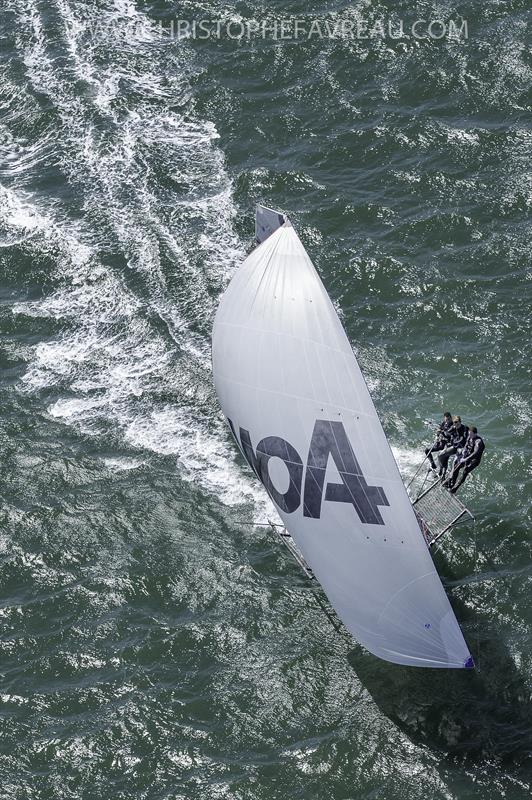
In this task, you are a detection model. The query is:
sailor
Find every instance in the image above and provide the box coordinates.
[446,426,485,493]
[425,411,453,470]
[437,415,468,477]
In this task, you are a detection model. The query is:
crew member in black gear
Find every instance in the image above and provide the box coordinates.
[445,426,485,493]
[438,415,468,477]
[425,411,453,469]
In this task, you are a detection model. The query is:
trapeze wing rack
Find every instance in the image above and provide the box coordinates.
[413,480,475,547]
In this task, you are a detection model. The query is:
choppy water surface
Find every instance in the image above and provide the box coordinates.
[1,1,531,798]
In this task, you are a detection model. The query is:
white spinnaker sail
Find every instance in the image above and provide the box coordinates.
[255,204,288,245]
[212,211,473,668]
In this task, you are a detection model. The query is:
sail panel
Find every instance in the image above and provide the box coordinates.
[212,220,472,668]
[255,204,289,245]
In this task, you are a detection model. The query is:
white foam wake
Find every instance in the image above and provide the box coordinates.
[4,0,273,520]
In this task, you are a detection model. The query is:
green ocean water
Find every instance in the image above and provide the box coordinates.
[1,1,531,798]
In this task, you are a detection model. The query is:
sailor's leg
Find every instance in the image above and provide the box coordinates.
[438,446,455,477]
[437,447,447,475]
[445,460,461,488]
[450,461,478,494]
[450,471,466,493]
[425,443,440,469]
[450,460,465,488]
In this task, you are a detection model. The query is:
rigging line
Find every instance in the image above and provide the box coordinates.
[310,587,351,640]
[474,517,481,672]
[263,522,352,642]
[407,440,438,489]
[418,463,433,496]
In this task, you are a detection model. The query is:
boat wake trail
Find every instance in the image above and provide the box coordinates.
[3,0,270,514]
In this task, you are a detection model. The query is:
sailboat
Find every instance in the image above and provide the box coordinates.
[212,205,474,669]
